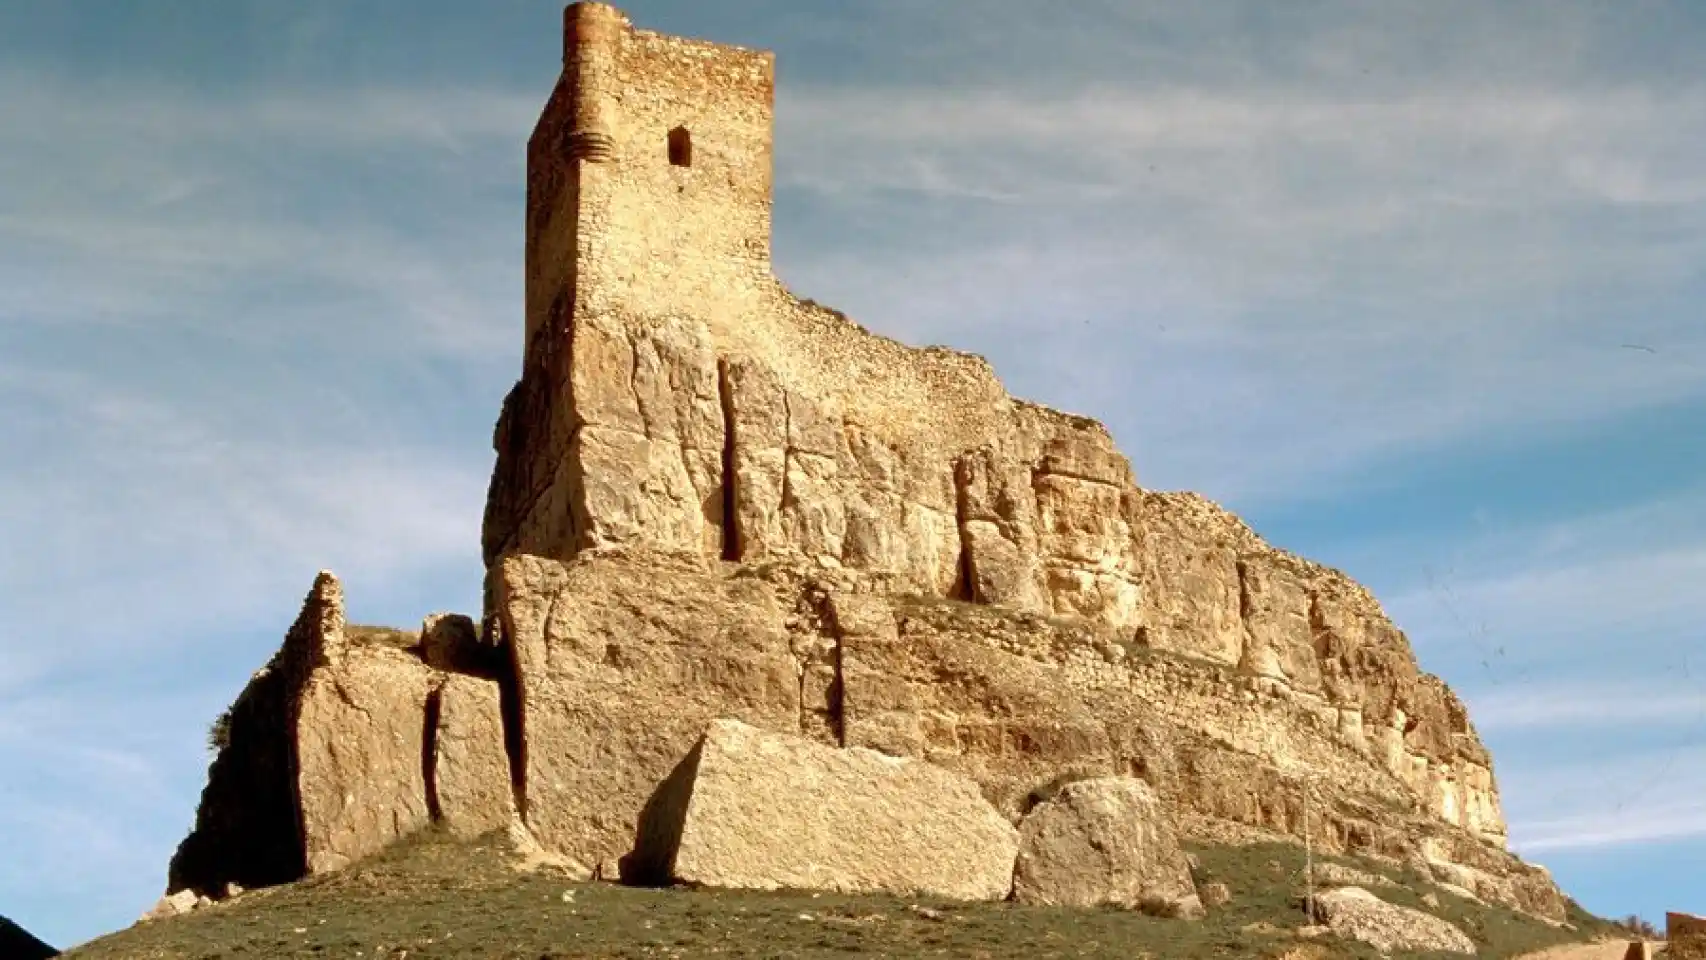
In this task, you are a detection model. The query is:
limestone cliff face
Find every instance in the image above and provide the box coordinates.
[485,548,1560,919]
[481,0,1506,849]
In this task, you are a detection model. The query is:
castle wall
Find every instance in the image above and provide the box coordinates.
[165,578,330,897]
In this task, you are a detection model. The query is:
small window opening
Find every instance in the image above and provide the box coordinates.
[668,126,693,167]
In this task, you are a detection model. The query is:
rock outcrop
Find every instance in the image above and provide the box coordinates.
[624,719,1018,900]
[0,915,56,960]
[479,0,1507,854]
[140,889,209,923]
[162,0,1565,925]
[1311,886,1477,955]
[167,575,515,898]
[294,616,437,875]
[1672,913,1706,940]
[1012,776,1200,915]
[1311,860,1397,890]
[1671,913,1706,960]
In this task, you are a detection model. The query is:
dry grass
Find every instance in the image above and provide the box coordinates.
[63,829,1611,960]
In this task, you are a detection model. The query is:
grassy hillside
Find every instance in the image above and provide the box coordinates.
[64,827,1617,960]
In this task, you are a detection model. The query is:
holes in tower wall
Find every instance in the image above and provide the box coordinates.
[668,126,693,167]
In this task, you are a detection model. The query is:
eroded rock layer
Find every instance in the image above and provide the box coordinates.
[485,298,1509,848]
[486,548,1562,919]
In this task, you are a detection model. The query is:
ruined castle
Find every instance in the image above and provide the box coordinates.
[163,1,1563,918]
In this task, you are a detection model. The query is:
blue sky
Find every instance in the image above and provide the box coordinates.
[2,0,1703,948]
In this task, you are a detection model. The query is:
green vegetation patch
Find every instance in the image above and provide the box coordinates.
[64,829,1610,960]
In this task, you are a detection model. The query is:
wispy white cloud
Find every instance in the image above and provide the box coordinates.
[4,55,1705,503]
[0,71,528,359]
[0,70,509,702]
[1376,484,1706,682]
[0,367,487,692]
[772,79,1706,499]
[1399,546,1706,652]
[0,684,236,944]
[1505,745,1706,854]
[1520,804,1706,854]
[1470,685,1706,732]
[0,71,537,151]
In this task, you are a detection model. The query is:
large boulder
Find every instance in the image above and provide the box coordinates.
[140,889,209,923]
[421,612,502,678]
[624,719,1019,901]
[1312,886,1476,955]
[1012,776,1200,916]
[294,624,437,875]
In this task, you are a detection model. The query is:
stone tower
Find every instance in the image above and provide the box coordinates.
[487,1,788,570]
[485,1,1030,591]
[523,1,777,359]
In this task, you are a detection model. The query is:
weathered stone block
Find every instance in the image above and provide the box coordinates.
[430,674,516,837]
[1312,886,1476,955]
[295,642,436,875]
[421,612,498,677]
[625,719,1018,900]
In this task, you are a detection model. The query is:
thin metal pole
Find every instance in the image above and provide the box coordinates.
[1304,777,1314,921]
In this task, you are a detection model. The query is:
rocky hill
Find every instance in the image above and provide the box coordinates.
[129,0,1577,953]
[0,914,57,959]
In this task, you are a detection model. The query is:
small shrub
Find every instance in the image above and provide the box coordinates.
[206,709,232,754]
